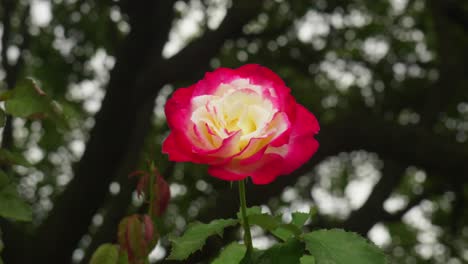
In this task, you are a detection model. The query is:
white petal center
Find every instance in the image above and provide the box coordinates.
[190,79,277,150]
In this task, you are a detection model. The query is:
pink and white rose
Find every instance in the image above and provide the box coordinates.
[163,64,319,184]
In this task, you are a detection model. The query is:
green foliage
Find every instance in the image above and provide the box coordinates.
[3,78,68,129]
[271,212,310,241]
[236,206,262,220]
[291,212,310,227]
[0,149,31,167]
[0,171,31,221]
[212,242,247,264]
[0,172,8,188]
[300,255,316,264]
[302,229,387,264]
[271,224,301,242]
[209,208,386,264]
[0,183,32,222]
[248,213,282,231]
[168,218,238,260]
[4,78,51,118]
[89,244,128,264]
[254,238,305,264]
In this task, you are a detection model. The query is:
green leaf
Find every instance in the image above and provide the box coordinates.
[248,213,282,231]
[0,184,32,221]
[302,229,387,264]
[271,224,302,241]
[239,249,264,264]
[270,211,308,242]
[255,238,305,264]
[300,255,316,264]
[0,149,31,167]
[291,212,310,227]
[236,206,262,220]
[90,244,120,264]
[212,242,246,264]
[4,78,69,130]
[5,78,50,118]
[168,218,238,260]
[271,211,311,241]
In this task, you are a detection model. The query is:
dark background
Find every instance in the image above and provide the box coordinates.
[1,0,468,263]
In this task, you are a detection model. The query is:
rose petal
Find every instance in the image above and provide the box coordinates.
[191,130,243,164]
[193,67,238,96]
[235,64,292,112]
[280,104,320,174]
[207,166,248,181]
[162,131,194,162]
[209,153,285,184]
[165,85,195,130]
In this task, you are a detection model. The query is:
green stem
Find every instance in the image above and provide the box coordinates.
[148,164,156,219]
[238,179,253,252]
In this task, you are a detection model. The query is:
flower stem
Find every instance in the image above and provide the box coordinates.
[238,179,253,252]
[148,163,156,219]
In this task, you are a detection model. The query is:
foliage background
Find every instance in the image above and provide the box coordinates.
[1,0,468,263]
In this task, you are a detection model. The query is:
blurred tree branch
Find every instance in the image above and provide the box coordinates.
[27,1,176,262]
[439,0,468,32]
[17,1,266,263]
[1,1,468,263]
[138,0,264,101]
[421,0,468,127]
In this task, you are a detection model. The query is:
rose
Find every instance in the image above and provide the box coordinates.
[163,64,319,184]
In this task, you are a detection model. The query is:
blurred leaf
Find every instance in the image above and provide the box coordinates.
[0,149,31,167]
[271,212,309,241]
[255,238,304,264]
[89,244,125,264]
[0,171,9,188]
[4,78,69,129]
[38,119,63,150]
[5,78,50,118]
[248,213,282,231]
[212,242,247,264]
[0,184,32,221]
[168,218,238,260]
[300,255,316,264]
[303,229,387,264]
[291,212,310,227]
[239,249,264,264]
[271,223,302,241]
[237,206,262,221]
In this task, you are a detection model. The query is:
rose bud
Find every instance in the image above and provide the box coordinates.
[117,214,158,264]
[129,169,171,216]
[152,174,170,216]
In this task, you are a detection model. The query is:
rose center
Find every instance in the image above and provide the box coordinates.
[190,82,276,150]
